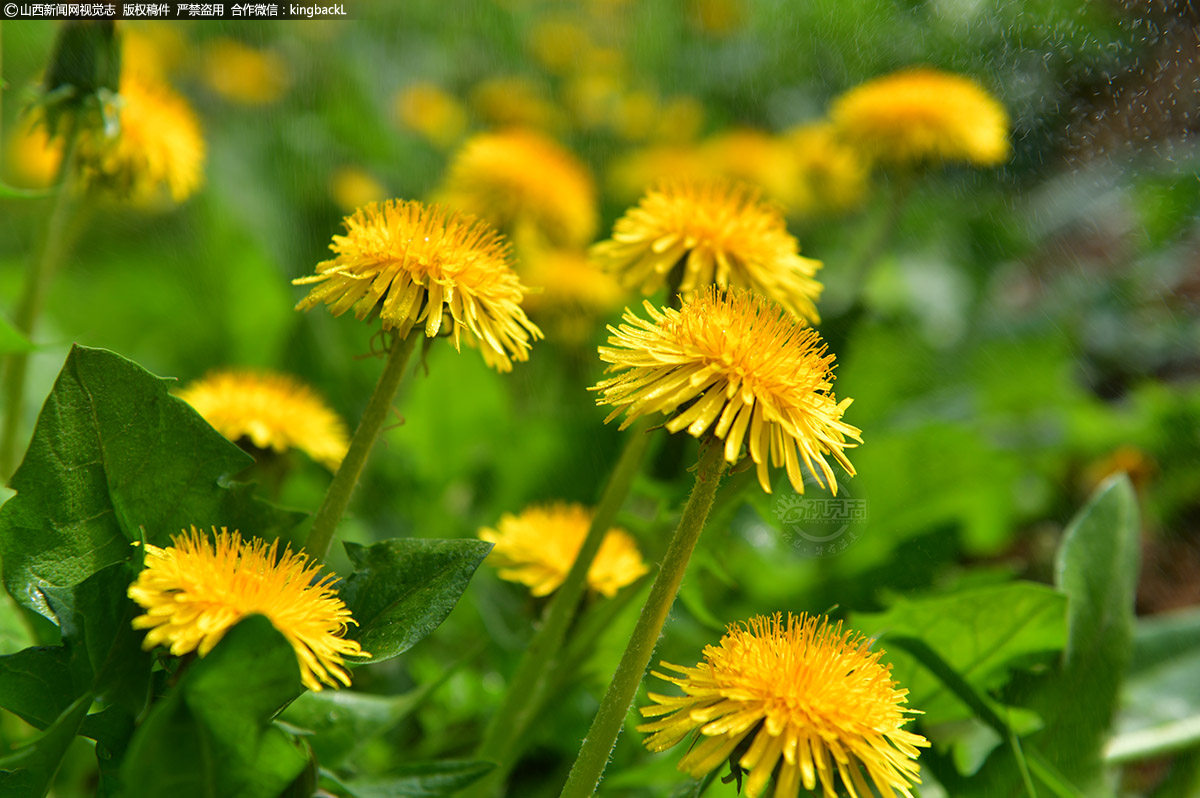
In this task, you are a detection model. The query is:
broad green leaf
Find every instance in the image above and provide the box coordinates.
[340,539,492,663]
[121,615,309,798]
[0,317,33,355]
[1036,475,1139,789]
[0,647,76,729]
[280,678,442,768]
[321,761,494,798]
[854,582,1068,723]
[0,345,303,618]
[0,692,91,798]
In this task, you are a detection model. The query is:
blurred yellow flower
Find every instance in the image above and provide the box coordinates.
[520,247,625,344]
[436,129,598,249]
[612,89,659,142]
[591,180,822,323]
[329,166,388,213]
[121,24,188,82]
[652,96,705,145]
[201,38,290,105]
[606,145,714,204]
[470,76,561,131]
[293,199,542,372]
[564,71,623,131]
[129,527,367,692]
[594,287,860,494]
[4,114,62,189]
[639,613,928,798]
[687,0,747,35]
[177,370,350,471]
[479,503,648,598]
[527,18,592,75]
[702,129,801,209]
[75,73,205,203]
[831,67,1010,167]
[394,82,468,149]
[784,122,869,217]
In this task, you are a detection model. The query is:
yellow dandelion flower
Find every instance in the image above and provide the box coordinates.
[470,76,562,132]
[527,18,592,76]
[702,129,802,209]
[201,38,290,105]
[75,73,205,203]
[478,503,648,598]
[606,144,714,204]
[591,180,823,324]
[520,247,625,344]
[293,199,542,372]
[394,82,468,149]
[176,370,350,471]
[639,613,929,798]
[594,287,860,494]
[831,67,1010,167]
[652,96,705,145]
[436,129,598,249]
[329,165,388,213]
[128,527,368,692]
[784,122,870,217]
[4,113,63,189]
[121,24,189,82]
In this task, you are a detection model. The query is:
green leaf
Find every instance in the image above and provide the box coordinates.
[0,692,91,798]
[340,539,492,663]
[0,345,303,619]
[853,582,1068,724]
[1037,475,1139,788]
[280,680,439,769]
[121,615,309,798]
[0,647,76,729]
[0,182,54,200]
[321,761,494,798]
[0,317,34,355]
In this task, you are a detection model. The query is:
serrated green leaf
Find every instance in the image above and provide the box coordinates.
[854,582,1067,724]
[1037,475,1139,789]
[321,760,494,798]
[0,692,91,798]
[340,539,492,663]
[0,345,303,619]
[121,615,309,798]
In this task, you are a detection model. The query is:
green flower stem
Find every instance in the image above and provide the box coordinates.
[304,331,419,561]
[559,437,727,798]
[0,119,81,479]
[466,419,653,797]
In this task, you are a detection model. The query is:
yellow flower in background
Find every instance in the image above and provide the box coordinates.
[527,17,592,75]
[606,145,715,204]
[4,114,62,189]
[702,129,801,209]
[394,82,468,149]
[75,73,205,203]
[520,247,625,344]
[831,67,1010,167]
[121,24,189,81]
[652,96,706,144]
[784,122,869,217]
[470,76,562,132]
[329,165,388,213]
[201,38,290,105]
[687,0,747,35]
[128,528,368,692]
[293,200,542,372]
[594,287,860,494]
[592,180,823,323]
[177,370,350,471]
[611,89,659,142]
[639,613,928,798]
[479,503,648,598]
[436,129,598,249]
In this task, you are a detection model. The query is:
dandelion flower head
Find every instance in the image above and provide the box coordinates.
[128,528,368,692]
[436,129,597,249]
[639,613,929,798]
[293,199,543,372]
[594,287,860,494]
[75,72,205,203]
[394,82,467,149]
[784,122,869,216]
[831,67,1009,167]
[520,247,625,344]
[591,180,823,323]
[478,502,648,598]
[201,38,291,105]
[177,370,350,471]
